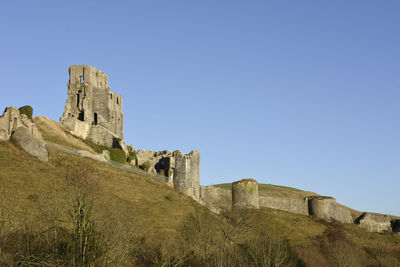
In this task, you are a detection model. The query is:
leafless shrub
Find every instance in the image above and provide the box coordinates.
[240,232,305,267]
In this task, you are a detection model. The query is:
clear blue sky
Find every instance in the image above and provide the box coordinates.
[1,1,399,215]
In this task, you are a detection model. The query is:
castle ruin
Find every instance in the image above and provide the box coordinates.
[55,65,399,235]
[60,65,124,148]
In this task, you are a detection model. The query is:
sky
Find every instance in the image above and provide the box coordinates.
[0,1,399,215]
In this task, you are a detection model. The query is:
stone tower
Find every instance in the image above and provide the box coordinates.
[232,179,259,209]
[60,65,124,139]
[173,150,200,201]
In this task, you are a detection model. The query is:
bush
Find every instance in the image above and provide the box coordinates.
[139,162,151,171]
[109,148,126,164]
[18,105,33,119]
[128,151,136,164]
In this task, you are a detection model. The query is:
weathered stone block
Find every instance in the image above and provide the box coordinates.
[232,179,259,210]
[11,127,48,162]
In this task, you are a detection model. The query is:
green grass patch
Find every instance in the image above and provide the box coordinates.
[139,161,151,171]
[109,148,126,164]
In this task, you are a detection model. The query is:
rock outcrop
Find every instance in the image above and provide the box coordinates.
[232,179,259,209]
[308,196,353,224]
[11,127,48,162]
[355,213,392,233]
[0,107,42,141]
[0,107,48,162]
[60,65,124,149]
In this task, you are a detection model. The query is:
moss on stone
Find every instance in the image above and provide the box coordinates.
[247,185,255,195]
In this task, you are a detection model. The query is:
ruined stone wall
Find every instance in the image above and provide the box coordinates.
[355,213,392,233]
[134,149,200,194]
[259,196,309,215]
[60,65,124,140]
[308,196,353,224]
[200,186,232,213]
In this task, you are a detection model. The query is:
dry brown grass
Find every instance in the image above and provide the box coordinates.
[0,140,198,241]
[1,118,400,265]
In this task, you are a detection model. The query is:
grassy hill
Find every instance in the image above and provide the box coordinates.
[0,116,399,266]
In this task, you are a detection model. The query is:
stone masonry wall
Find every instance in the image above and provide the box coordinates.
[259,196,309,215]
[200,186,232,213]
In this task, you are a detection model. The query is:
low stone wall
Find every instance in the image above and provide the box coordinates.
[259,196,308,215]
[200,186,232,213]
[355,213,392,233]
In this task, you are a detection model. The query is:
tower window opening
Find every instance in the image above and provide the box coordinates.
[80,76,84,83]
[78,111,85,121]
[110,94,113,99]
[76,94,80,108]
[117,97,119,104]
[93,113,98,125]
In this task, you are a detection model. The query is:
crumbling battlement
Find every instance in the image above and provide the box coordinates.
[135,149,200,200]
[60,65,124,147]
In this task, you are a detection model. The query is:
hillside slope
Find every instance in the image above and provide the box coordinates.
[0,116,399,266]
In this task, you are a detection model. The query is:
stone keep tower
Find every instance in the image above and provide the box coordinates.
[60,65,124,139]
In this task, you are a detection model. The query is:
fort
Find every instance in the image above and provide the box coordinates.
[0,64,397,235]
